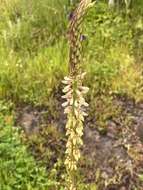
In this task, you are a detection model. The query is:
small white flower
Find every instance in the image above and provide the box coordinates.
[80,72,86,79]
[64,76,72,81]
[62,85,71,93]
[62,80,70,84]
[62,101,69,107]
[61,94,68,99]
[81,110,88,116]
[78,96,85,104]
[62,90,73,99]
[79,86,89,94]
[64,106,72,114]
[76,89,81,96]
[83,101,89,107]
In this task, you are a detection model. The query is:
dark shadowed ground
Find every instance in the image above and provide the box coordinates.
[16,96,143,190]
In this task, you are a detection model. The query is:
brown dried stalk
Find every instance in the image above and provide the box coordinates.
[68,0,94,75]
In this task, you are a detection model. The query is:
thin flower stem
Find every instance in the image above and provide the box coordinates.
[62,1,95,190]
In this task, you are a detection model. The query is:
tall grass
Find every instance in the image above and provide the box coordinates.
[0,40,68,105]
[0,0,69,105]
[0,0,143,106]
[0,0,68,54]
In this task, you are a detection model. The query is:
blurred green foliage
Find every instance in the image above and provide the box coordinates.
[0,41,67,105]
[0,101,62,190]
[0,0,143,106]
[0,0,69,54]
[0,0,143,189]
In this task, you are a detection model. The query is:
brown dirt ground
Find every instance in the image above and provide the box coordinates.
[16,96,143,190]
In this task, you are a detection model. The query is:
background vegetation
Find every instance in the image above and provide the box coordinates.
[0,0,143,189]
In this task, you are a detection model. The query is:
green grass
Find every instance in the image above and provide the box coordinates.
[0,0,68,54]
[0,100,98,189]
[0,40,68,105]
[0,101,60,190]
[0,1,143,189]
[0,0,69,105]
[0,0,143,106]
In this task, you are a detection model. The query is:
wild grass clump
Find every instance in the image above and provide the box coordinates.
[0,0,70,105]
[0,41,67,105]
[0,0,68,54]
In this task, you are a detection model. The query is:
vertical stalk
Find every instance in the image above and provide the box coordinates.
[62,1,95,190]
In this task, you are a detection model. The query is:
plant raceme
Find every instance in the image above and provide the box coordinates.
[62,0,95,189]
